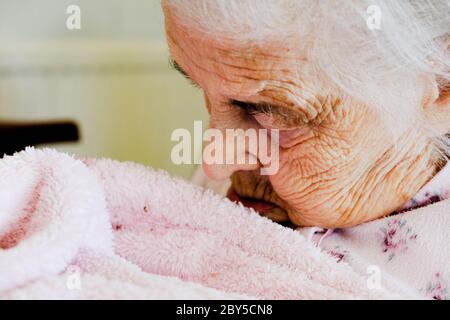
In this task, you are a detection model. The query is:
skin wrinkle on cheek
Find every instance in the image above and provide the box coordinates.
[274,122,381,227]
[268,119,364,226]
[339,138,434,226]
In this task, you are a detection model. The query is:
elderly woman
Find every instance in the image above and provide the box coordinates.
[162,0,449,228]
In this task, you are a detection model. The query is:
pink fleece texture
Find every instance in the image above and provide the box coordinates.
[0,148,420,299]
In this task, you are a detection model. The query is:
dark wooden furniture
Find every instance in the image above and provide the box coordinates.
[0,120,79,156]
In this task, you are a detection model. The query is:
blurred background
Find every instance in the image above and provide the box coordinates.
[0,0,207,178]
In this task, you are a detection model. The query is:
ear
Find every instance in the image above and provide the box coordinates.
[423,74,450,136]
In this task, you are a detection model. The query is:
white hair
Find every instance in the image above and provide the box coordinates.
[163,0,449,157]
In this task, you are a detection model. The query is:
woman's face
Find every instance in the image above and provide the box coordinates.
[164,8,438,228]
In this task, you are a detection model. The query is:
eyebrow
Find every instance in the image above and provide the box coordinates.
[169,58,200,88]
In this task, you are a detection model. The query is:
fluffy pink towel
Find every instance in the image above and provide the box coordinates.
[0,148,420,299]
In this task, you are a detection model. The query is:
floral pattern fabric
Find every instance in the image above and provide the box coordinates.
[379,218,418,261]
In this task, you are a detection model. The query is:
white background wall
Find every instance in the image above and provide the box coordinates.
[0,0,165,40]
[0,0,207,179]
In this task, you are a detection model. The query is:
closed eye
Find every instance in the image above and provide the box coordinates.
[230,99,308,128]
[230,99,274,115]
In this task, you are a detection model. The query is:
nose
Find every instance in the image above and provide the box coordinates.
[201,126,263,180]
[201,100,262,181]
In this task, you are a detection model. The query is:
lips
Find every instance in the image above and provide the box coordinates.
[227,187,289,222]
[227,187,275,213]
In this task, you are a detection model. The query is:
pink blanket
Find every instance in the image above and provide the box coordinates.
[0,148,424,299]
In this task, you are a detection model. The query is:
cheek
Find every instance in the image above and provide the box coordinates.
[267,142,348,204]
[267,147,306,198]
[277,138,330,179]
[267,146,344,226]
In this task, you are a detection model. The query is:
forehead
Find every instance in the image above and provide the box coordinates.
[165,9,305,60]
[162,0,318,45]
[164,7,317,99]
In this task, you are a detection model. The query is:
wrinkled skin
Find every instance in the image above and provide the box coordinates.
[164,6,449,228]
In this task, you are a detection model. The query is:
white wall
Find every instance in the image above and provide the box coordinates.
[0,1,207,179]
[0,0,166,40]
